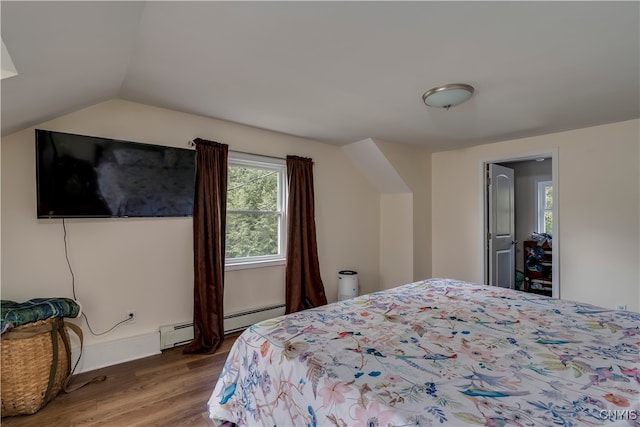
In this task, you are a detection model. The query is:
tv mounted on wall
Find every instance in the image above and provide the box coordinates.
[35,130,196,218]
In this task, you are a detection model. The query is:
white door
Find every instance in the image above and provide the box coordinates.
[487,164,515,288]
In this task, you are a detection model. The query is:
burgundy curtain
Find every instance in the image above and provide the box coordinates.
[285,155,328,314]
[184,138,228,354]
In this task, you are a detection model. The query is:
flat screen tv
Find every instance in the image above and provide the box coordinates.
[36,130,196,218]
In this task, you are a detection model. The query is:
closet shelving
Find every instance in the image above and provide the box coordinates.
[523,240,552,296]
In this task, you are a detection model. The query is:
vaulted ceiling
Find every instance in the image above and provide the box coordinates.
[2,1,638,151]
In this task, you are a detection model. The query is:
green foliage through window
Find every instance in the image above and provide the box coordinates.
[226,157,286,263]
[227,166,277,211]
[538,181,553,235]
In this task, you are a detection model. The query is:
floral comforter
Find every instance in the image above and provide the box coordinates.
[208,279,640,426]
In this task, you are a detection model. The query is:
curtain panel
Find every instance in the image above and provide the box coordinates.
[184,138,228,354]
[285,155,328,314]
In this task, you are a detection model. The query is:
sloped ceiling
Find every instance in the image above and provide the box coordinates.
[1,1,638,151]
[342,139,411,194]
[1,2,146,137]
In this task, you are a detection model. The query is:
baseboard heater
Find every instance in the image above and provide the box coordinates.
[159,303,285,350]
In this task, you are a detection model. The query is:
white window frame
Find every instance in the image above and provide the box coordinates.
[225,152,287,271]
[537,180,552,234]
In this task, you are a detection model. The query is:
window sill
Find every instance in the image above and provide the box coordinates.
[225,258,286,271]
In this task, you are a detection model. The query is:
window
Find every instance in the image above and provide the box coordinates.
[537,180,553,234]
[226,152,287,269]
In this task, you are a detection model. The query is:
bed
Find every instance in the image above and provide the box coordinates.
[208,278,640,426]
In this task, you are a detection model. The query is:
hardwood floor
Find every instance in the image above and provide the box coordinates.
[2,333,240,427]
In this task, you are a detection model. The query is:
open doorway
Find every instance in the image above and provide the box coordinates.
[484,153,559,298]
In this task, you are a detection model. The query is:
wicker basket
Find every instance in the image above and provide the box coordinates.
[1,317,72,417]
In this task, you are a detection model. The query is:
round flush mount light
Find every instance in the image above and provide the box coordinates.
[422,83,475,110]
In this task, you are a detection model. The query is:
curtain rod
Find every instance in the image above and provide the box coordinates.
[187,140,286,161]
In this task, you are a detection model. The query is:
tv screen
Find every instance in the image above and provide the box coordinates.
[36,130,196,218]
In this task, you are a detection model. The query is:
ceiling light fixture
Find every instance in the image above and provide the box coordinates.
[422,83,474,110]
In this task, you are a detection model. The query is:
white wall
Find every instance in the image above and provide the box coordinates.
[341,138,432,289]
[1,99,381,352]
[375,140,432,283]
[432,119,640,311]
[379,193,413,289]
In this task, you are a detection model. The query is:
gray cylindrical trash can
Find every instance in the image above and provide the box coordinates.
[338,270,359,301]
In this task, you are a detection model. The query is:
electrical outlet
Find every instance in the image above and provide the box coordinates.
[126,310,136,324]
[614,304,627,311]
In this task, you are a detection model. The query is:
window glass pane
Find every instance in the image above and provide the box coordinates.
[228,165,278,211]
[544,211,553,234]
[226,212,279,258]
[544,185,553,209]
[537,181,553,234]
[225,154,286,266]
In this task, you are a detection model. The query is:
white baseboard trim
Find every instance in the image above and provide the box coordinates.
[71,331,161,374]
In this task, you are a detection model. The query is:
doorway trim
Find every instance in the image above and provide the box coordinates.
[481,148,559,299]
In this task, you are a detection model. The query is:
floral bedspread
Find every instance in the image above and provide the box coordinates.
[208,279,640,426]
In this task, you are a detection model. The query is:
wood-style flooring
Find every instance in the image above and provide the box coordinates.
[2,333,240,427]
